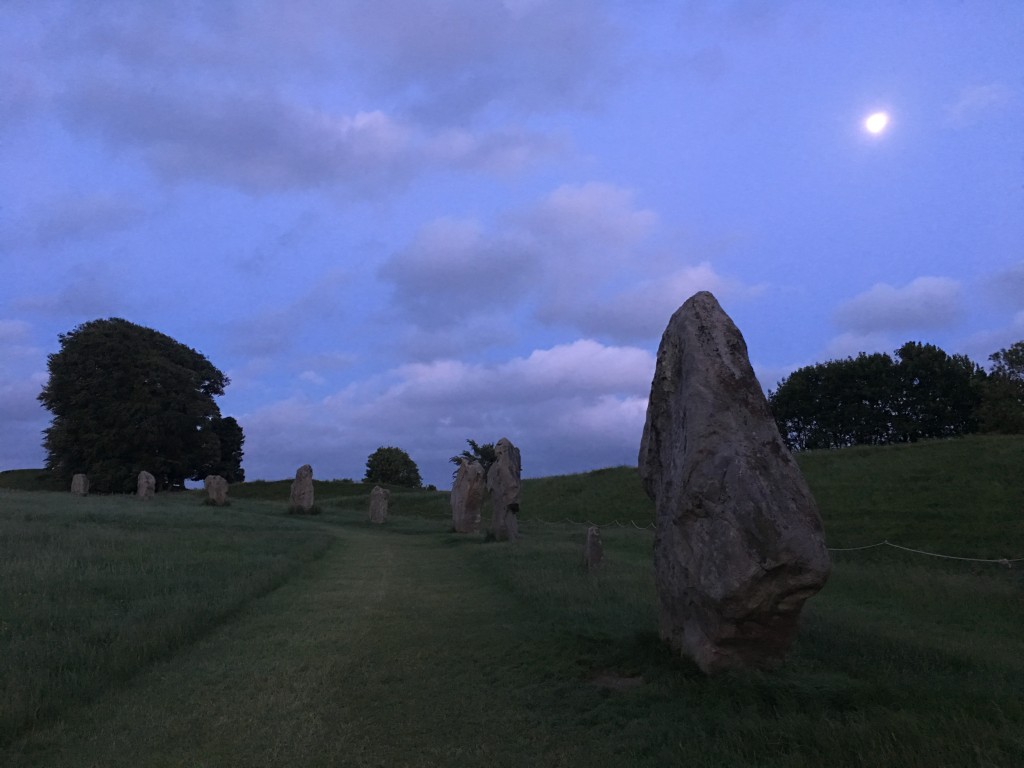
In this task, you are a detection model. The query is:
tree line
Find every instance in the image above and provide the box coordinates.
[768,340,1024,451]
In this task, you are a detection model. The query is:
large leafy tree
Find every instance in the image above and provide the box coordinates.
[363,446,422,488]
[977,341,1024,433]
[38,318,243,492]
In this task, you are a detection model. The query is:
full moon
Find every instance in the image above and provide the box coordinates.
[864,111,890,135]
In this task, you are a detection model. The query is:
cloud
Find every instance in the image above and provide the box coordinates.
[240,338,654,486]
[11,194,146,248]
[945,83,1014,128]
[833,277,962,335]
[984,261,1024,310]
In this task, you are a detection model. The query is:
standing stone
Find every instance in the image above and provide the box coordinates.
[204,474,229,506]
[639,291,830,674]
[584,526,603,570]
[70,474,89,496]
[451,459,486,533]
[137,470,156,500]
[290,464,314,512]
[369,485,390,524]
[487,437,522,542]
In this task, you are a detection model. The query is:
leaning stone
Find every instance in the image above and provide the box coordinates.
[369,485,390,524]
[487,437,522,542]
[70,474,89,496]
[204,474,229,506]
[137,470,156,500]
[290,464,314,512]
[450,459,486,533]
[584,526,603,570]
[639,291,830,674]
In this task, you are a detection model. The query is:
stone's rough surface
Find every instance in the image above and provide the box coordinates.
[451,460,486,533]
[290,464,314,511]
[639,291,830,674]
[584,526,603,570]
[137,470,156,500]
[204,474,229,506]
[70,474,89,496]
[369,485,390,524]
[487,437,522,542]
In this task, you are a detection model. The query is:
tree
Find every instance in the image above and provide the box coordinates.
[891,342,984,441]
[448,439,497,478]
[198,416,246,483]
[364,446,422,488]
[977,341,1024,433]
[38,318,242,492]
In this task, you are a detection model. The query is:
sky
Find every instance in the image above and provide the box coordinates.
[2,1,1023,489]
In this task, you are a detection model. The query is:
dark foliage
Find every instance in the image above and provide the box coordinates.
[977,341,1024,434]
[37,318,243,492]
[364,446,422,488]
[448,438,497,478]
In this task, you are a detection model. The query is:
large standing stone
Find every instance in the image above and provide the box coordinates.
[290,464,314,512]
[70,474,89,496]
[451,459,486,533]
[639,291,830,674]
[204,474,229,506]
[369,485,390,524]
[584,526,603,571]
[487,437,521,542]
[137,470,156,500]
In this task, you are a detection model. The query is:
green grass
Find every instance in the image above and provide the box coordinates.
[1,434,1023,766]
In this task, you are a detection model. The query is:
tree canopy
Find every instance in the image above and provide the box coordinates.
[768,341,992,451]
[448,439,497,479]
[364,446,422,488]
[38,318,243,492]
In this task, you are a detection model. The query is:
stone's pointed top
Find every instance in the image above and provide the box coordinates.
[640,291,829,674]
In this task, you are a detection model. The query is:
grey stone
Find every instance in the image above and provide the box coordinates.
[204,474,229,506]
[450,459,486,533]
[137,470,155,500]
[584,526,603,570]
[487,437,521,542]
[369,485,390,524]
[290,464,314,512]
[70,473,89,496]
[639,291,830,674]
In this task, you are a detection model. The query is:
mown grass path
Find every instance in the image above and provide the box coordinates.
[6,519,609,767]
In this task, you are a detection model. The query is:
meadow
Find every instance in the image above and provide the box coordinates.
[1,434,1022,766]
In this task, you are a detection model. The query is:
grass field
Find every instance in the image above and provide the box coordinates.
[1,434,1023,766]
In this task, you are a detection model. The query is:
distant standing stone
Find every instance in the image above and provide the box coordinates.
[369,485,390,524]
[584,526,603,570]
[488,437,522,542]
[639,291,830,674]
[204,474,229,506]
[451,459,486,533]
[290,464,314,512]
[137,470,156,500]
[70,473,89,496]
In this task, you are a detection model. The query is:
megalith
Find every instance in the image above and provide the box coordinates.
[70,473,89,496]
[290,464,314,512]
[204,474,229,506]
[137,470,156,500]
[451,459,486,533]
[639,291,830,674]
[584,526,603,571]
[487,437,521,542]
[369,485,390,524]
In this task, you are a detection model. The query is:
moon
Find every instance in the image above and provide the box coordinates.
[864,111,890,135]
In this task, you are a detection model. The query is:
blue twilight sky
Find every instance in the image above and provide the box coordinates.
[2,1,1023,488]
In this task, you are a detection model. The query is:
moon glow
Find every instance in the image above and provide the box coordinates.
[864,111,890,135]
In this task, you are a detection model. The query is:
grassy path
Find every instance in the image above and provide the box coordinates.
[5,519,603,767]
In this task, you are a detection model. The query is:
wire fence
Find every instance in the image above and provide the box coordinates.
[519,518,1023,566]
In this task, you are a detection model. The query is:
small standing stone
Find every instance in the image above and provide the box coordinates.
[70,474,89,496]
[639,291,830,674]
[584,526,603,570]
[487,437,522,542]
[290,464,314,512]
[369,485,390,524]
[137,470,156,500]
[450,459,486,533]
[204,474,229,506]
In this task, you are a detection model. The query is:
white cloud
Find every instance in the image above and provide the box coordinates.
[984,261,1024,310]
[945,83,1014,128]
[833,277,962,334]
